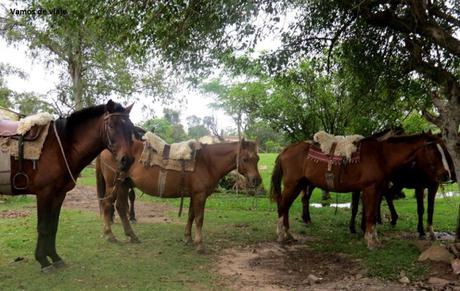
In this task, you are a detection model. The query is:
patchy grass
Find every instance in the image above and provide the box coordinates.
[0,153,458,288]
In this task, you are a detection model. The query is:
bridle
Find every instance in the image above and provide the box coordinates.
[103,112,132,154]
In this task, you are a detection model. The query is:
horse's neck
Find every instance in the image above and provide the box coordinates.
[382,137,425,172]
[60,119,105,174]
[203,143,238,179]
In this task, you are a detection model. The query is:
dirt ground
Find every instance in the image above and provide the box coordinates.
[63,185,177,224]
[6,185,457,290]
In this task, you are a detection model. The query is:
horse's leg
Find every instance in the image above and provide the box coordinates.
[128,188,136,223]
[350,191,360,233]
[102,185,119,242]
[109,204,115,224]
[115,184,140,243]
[426,184,438,241]
[191,193,207,253]
[415,187,426,239]
[362,186,380,250]
[184,198,195,245]
[376,191,383,224]
[386,186,399,226]
[35,194,55,272]
[277,184,301,243]
[301,185,314,224]
[46,193,67,268]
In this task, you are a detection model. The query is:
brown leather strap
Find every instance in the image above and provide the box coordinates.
[178,160,186,217]
[327,142,337,172]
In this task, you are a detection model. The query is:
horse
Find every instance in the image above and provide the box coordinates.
[96,138,262,252]
[348,136,456,239]
[1,100,135,272]
[270,132,451,249]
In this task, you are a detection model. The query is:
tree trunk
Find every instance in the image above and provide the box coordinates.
[68,29,84,110]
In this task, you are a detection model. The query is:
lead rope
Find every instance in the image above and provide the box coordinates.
[53,122,77,185]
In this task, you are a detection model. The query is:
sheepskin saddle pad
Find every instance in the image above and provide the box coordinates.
[140,131,202,172]
[0,112,53,141]
[0,113,53,161]
[307,131,363,165]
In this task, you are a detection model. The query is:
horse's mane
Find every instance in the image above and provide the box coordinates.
[369,126,404,139]
[55,103,125,139]
[385,132,436,143]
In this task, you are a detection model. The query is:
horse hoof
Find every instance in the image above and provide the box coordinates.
[130,219,137,224]
[302,220,311,225]
[106,236,119,243]
[196,244,206,254]
[419,234,426,240]
[183,237,193,245]
[41,265,56,274]
[129,237,141,244]
[53,260,66,269]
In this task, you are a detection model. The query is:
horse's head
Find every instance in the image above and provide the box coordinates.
[237,139,262,188]
[103,100,135,171]
[417,133,455,183]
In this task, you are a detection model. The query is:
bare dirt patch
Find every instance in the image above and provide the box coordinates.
[63,185,177,224]
[217,236,412,291]
[0,209,30,218]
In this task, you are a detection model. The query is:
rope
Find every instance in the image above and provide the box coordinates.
[53,122,77,185]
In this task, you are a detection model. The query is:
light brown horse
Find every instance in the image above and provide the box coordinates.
[3,100,134,272]
[270,133,450,249]
[96,139,262,252]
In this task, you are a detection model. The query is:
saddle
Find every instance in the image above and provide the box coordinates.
[142,131,201,161]
[0,120,44,141]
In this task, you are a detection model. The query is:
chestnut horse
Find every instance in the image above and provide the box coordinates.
[3,100,134,272]
[96,139,261,252]
[270,133,450,249]
[348,136,456,238]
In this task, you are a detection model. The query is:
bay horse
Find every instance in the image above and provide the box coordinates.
[3,100,134,272]
[96,138,261,252]
[270,133,450,249]
[349,137,456,238]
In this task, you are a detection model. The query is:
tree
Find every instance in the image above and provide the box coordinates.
[261,0,460,182]
[2,0,172,110]
[186,115,210,139]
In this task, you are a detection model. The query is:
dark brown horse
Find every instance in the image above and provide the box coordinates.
[96,138,261,252]
[270,133,450,249]
[349,137,456,238]
[3,100,134,272]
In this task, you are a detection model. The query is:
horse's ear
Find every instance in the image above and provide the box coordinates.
[125,103,134,114]
[106,99,116,113]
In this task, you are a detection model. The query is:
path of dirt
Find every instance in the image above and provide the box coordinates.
[63,185,177,224]
[216,235,411,291]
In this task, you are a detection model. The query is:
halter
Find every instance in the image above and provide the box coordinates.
[103,112,131,153]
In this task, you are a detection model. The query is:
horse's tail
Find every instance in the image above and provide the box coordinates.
[95,156,106,215]
[270,154,283,203]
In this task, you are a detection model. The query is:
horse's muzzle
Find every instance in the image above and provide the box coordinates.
[248,176,262,188]
[118,155,134,172]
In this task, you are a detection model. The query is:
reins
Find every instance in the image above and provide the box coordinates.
[53,122,77,185]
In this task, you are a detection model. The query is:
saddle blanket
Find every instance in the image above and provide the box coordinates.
[142,131,200,160]
[307,144,360,165]
[1,122,51,160]
[313,131,363,159]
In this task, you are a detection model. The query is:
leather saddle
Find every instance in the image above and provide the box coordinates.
[0,120,44,141]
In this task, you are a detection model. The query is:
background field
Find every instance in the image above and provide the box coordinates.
[0,153,459,289]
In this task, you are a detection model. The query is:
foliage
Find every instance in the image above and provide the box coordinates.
[186,115,210,139]
[1,0,173,110]
[402,111,437,134]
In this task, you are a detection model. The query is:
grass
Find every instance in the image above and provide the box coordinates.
[0,153,459,289]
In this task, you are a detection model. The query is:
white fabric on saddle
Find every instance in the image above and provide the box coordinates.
[142,131,199,160]
[16,112,53,135]
[313,130,363,159]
